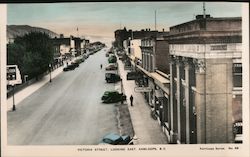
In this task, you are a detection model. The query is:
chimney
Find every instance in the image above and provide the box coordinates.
[162,28,164,32]
[60,34,64,38]
[148,28,150,31]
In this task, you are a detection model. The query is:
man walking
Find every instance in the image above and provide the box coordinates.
[130,95,134,106]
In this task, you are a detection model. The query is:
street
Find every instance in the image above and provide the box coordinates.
[7,48,120,145]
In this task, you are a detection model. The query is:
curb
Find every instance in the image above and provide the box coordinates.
[116,58,136,138]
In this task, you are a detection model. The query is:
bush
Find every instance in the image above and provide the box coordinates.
[7,32,54,80]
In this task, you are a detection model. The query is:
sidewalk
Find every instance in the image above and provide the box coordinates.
[7,64,65,111]
[117,59,168,144]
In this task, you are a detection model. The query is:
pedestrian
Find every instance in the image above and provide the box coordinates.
[100,64,103,69]
[130,95,133,106]
[121,92,124,104]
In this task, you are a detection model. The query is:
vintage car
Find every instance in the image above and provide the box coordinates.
[108,55,117,63]
[105,73,121,83]
[63,64,77,71]
[101,91,126,103]
[105,64,118,70]
[99,133,133,145]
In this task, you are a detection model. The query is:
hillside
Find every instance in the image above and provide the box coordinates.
[7,25,59,41]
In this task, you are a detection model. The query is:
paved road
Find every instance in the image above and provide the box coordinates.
[7,48,120,145]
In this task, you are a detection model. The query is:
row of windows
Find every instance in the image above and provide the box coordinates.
[141,40,153,47]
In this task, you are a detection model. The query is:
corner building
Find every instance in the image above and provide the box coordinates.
[166,16,242,144]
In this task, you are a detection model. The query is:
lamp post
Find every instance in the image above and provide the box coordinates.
[12,84,16,111]
[49,64,52,83]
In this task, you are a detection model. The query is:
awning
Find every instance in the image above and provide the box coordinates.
[150,72,170,84]
[136,65,151,77]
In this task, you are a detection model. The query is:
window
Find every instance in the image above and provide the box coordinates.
[233,63,242,87]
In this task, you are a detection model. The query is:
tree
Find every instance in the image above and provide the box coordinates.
[7,32,54,80]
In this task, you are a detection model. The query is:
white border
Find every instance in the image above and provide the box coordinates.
[1,2,249,157]
[0,4,7,157]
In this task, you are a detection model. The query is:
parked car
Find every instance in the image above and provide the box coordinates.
[71,62,79,68]
[101,91,126,103]
[63,64,76,71]
[105,64,118,70]
[74,58,84,64]
[99,133,133,145]
[105,73,121,83]
[108,55,117,63]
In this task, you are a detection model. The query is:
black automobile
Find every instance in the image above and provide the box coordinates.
[71,62,79,67]
[99,133,133,145]
[105,73,121,83]
[101,91,126,103]
[108,55,117,63]
[63,64,76,71]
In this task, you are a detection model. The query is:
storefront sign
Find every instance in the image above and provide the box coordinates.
[134,87,152,92]
[7,65,22,85]
[210,45,227,51]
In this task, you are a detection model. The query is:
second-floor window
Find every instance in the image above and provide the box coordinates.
[233,63,242,87]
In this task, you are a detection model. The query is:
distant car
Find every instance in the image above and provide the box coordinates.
[101,91,126,103]
[108,55,117,63]
[105,73,121,83]
[100,133,133,145]
[74,58,84,64]
[71,62,79,68]
[63,64,76,71]
[105,64,118,70]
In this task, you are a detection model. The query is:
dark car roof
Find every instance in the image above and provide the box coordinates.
[104,91,118,94]
[103,133,121,140]
[105,73,118,76]
[102,133,122,144]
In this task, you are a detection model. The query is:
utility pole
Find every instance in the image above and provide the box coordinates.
[203,2,206,18]
[77,27,79,38]
[155,10,157,31]
[12,85,16,111]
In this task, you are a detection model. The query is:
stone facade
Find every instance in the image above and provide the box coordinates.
[167,16,242,144]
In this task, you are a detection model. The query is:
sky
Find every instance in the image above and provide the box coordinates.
[7,2,242,45]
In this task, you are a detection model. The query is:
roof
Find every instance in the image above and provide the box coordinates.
[103,133,121,141]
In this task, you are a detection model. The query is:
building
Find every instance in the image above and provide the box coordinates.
[123,32,171,140]
[141,36,170,74]
[166,15,242,144]
[130,39,142,66]
[114,27,130,49]
[115,28,168,50]
[139,36,171,137]
[52,35,86,58]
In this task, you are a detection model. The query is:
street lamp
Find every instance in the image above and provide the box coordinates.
[49,64,52,83]
[12,85,16,111]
